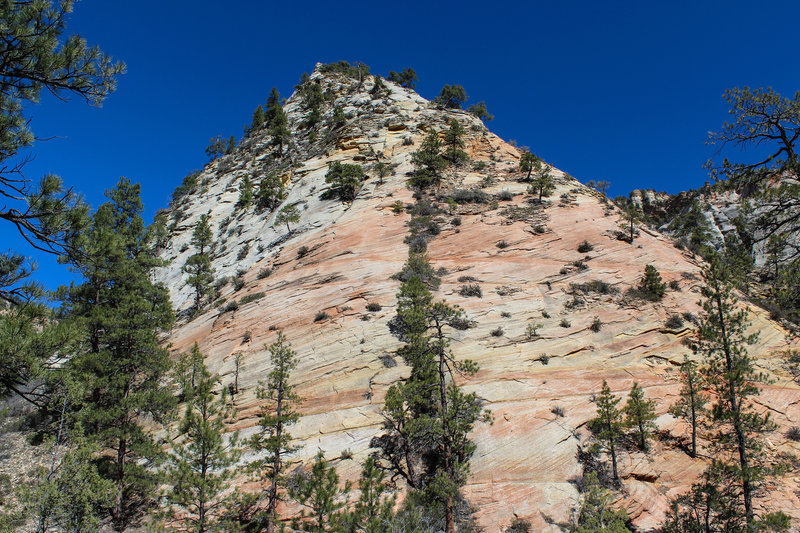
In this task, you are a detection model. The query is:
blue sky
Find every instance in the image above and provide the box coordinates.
[8,0,800,289]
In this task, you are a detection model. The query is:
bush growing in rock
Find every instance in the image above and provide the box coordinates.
[665,314,685,329]
[459,284,483,298]
[577,240,594,253]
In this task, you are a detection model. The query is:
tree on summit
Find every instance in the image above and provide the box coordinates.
[435,84,468,109]
[388,67,418,89]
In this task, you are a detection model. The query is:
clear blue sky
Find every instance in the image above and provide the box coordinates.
[9,0,800,289]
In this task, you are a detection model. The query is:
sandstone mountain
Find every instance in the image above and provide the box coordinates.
[155,65,800,531]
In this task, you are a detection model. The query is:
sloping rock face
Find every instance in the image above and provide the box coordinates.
[155,66,800,531]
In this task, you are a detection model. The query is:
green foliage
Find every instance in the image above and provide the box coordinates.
[661,464,791,533]
[373,160,394,185]
[590,381,624,482]
[618,203,643,243]
[171,170,201,206]
[162,344,241,532]
[467,101,493,122]
[638,264,666,301]
[667,199,713,254]
[324,161,364,202]
[289,452,351,532]
[0,278,77,405]
[374,250,490,531]
[696,254,779,526]
[0,0,122,268]
[519,151,540,181]
[206,135,226,160]
[248,104,266,135]
[20,431,116,533]
[319,60,371,83]
[370,75,389,97]
[435,84,468,109]
[571,472,631,533]
[410,130,447,189]
[299,78,325,128]
[330,106,347,129]
[586,180,611,195]
[249,331,301,529]
[340,456,396,533]
[669,356,707,457]
[387,67,418,89]
[183,214,216,312]
[443,119,468,166]
[623,382,657,451]
[269,90,291,154]
[237,174,254,210]
[276,204,300,232]
[61,178,176,530]
[256,172,286,211]
[528,163,556,201]
[225,135,237,154]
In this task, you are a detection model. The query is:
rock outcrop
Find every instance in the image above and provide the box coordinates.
[155,65,800,531]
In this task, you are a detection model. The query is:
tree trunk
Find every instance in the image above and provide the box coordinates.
[112,438,127,531]
[690,391,697,458]
[610,439,619,482]
[713,288,754,527]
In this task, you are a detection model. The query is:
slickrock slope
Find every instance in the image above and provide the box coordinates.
[156,66,800,531]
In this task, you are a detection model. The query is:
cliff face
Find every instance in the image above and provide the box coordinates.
[155,66,800,531]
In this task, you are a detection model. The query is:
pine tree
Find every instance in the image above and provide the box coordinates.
[435,84,468,109]
[669,355,707,458]
[163,344,241,533]
[330,106,347,129]
[300,79,325,128]
[342,456,396,533]
[373,251,489,533]
[21,430,116,533]
[265,87,282,126]
[638,264,666,302]
[443,119,468,166]
[623,382,657,452]
[225,135,237,154]
[270,106,291,155]
[249,104,266,135]
[256,172,286,212]
[325,161,364,202]
[519,151,540,181]
[467,101,493,122]
[275,204,300,232]
[289,452,350,532]
[238,175,254,210]
[183,213,215,313]
[528,164,555,201]
[571,472,631,533]
[61,178,176,530]
[409,130,447,189]
[619,203,643,244]
[387,68,417,89]
[249,332,301,532]
[0,0,122,261]
[590,381,624,483]
[206,135,226,160]
[697,254,778,528]
[373,161,394,185]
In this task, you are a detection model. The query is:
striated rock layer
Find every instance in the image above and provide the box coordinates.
[155,66,800,531]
